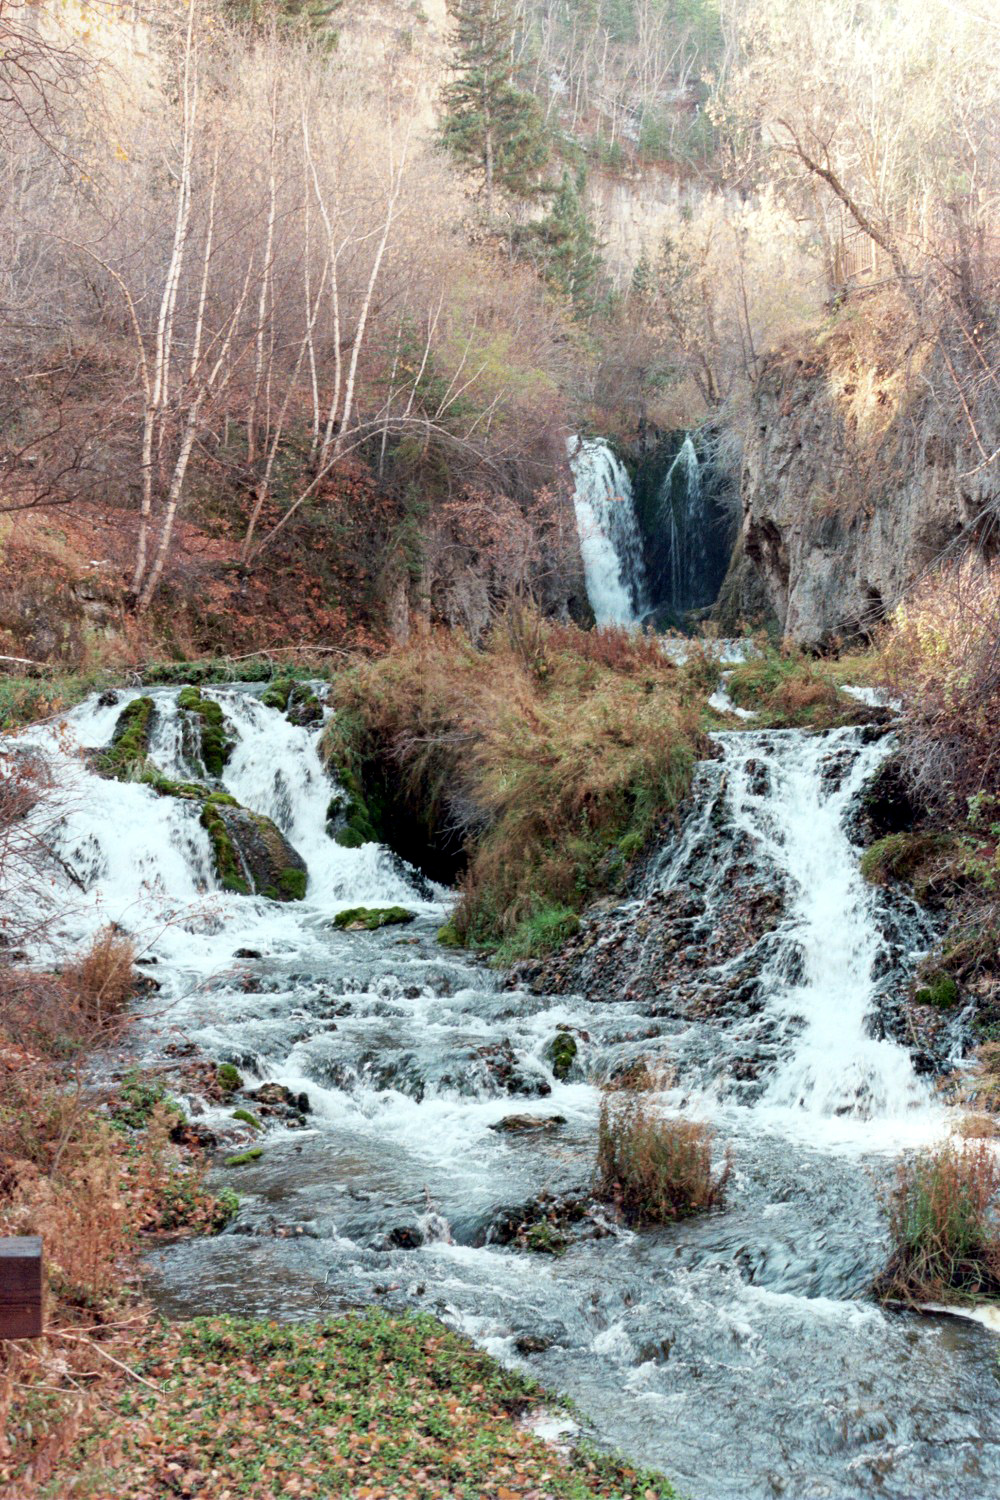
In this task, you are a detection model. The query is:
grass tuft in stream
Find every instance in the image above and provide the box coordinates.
[596,1092,730,1225]
[874,1139,1000,1304]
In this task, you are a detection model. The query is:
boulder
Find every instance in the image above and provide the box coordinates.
[490,1114,567,1133]
[202,798,307,901]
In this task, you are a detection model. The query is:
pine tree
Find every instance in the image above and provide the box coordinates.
[441,0,549,214]
[514,168,604,317]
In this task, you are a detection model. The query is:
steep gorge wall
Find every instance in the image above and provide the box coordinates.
[722,344,996,647]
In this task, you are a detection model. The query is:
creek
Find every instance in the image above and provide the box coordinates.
[10,686,1000,1500]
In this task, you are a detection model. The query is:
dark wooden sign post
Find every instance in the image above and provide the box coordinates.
[0,1237,43,1338]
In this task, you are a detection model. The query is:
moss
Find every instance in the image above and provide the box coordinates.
[524,1220,569,1256]
[915,974,960,1009]
[277,866,307,901]
[200,794,250,895]
[546,1031,579,1081]
[217,1063,243,1093]
[231,1108,261,1131]
[261,677,293,712]
[211,1187,241,1228]
[96,696,155,778]
[333,824,367,849]
[437,920,465,948]
[224,1147,263,1167]
[177,686,235,777]
[860,831,952,892]
[332,905,415,931]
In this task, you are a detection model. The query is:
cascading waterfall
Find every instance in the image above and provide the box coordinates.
[6,686,994,1500]
[662,434,701,611]
[568,436,648,626]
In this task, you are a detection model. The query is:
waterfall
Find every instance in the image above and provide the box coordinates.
[568,436,648,627]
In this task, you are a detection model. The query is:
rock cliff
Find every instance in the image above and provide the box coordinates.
[724,345,997,647]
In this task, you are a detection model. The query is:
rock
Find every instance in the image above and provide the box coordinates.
[176,686,235,777]
[233,948,262,959]
[385,1226,422,1250]
[203,800,307,901]
[514,1335,553,1355]
[332,906,415,931]
[546,1031,578,1081]
[736,345,986,647]
[490,1114,567,1133]
[97,689,119,708]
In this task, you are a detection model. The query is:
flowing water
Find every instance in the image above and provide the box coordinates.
[9,688,1000,1500]
[569,437,649,626]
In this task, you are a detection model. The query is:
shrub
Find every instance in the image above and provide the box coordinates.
[595,1093,730,1225]
[63,926,137,1029]
[874,1140,1000,1303]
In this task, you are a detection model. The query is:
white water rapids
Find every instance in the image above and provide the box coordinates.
[7,685,996,1500]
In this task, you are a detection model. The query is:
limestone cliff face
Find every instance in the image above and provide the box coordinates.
[730,347,994,647]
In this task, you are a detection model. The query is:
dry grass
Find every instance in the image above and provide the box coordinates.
[874,1139,1000,1304]
[595,1093,730,1225]
[62,926,137,1029]
[325,619,707,956]
[879,558,1000,813]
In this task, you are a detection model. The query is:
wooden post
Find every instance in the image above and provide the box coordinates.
[0,1237,43,1338]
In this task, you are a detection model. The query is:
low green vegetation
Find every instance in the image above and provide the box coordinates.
[596,1092,730,1225]
[94,694,156,777]
[231,1108,261,1130]
[61,1311,677,1498]
[915,974,960,1009]
[109,1070,184,1132]
[324,621,707,960]
[332,905,416,931]
[874,1140,1000,1304]
[724,646,877,728]
[859,831,952,893]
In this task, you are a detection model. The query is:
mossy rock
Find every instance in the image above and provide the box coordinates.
[202,799,308,901]
[95,696,156,778]
[225,1147,263,1167]
[217,1063,243,1093]
[177,686,236,777]
[261,677,293,712]
[546,1031,578,1082]
[524,1220,569,1256]
[231,1108,262,1130]
[332,906,415,931]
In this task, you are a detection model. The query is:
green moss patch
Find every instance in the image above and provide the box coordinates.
[332,905,416,931]
[915,974,960,1009]
[177,686,235,777]
[62,1311,677,1498]
[95,696,156,778]
[200,794,250,895]
[547,1030,579,1081]
[224,1147,263,1167]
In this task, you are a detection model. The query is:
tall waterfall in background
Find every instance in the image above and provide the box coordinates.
[568,436,648,627]
[659,433,710,615]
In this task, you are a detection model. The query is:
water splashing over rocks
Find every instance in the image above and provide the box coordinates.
[7,688,999,1500]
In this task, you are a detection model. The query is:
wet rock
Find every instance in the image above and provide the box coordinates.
[332,906,415,931]
[467,1039,551,1098]
[233,948,262,959]
[384,1226,423,1250]
[514,1334,554,1356]
[205,801,307,901]
[546,1031,578,1081]
[489,1114,567,1133]
[97,688,120,708]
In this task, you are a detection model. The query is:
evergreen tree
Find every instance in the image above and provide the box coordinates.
[442,0,549,213]
[514,168,604,317]
[225,0,342,49]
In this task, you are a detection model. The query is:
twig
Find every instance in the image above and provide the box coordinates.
[47,1332,162,1393]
